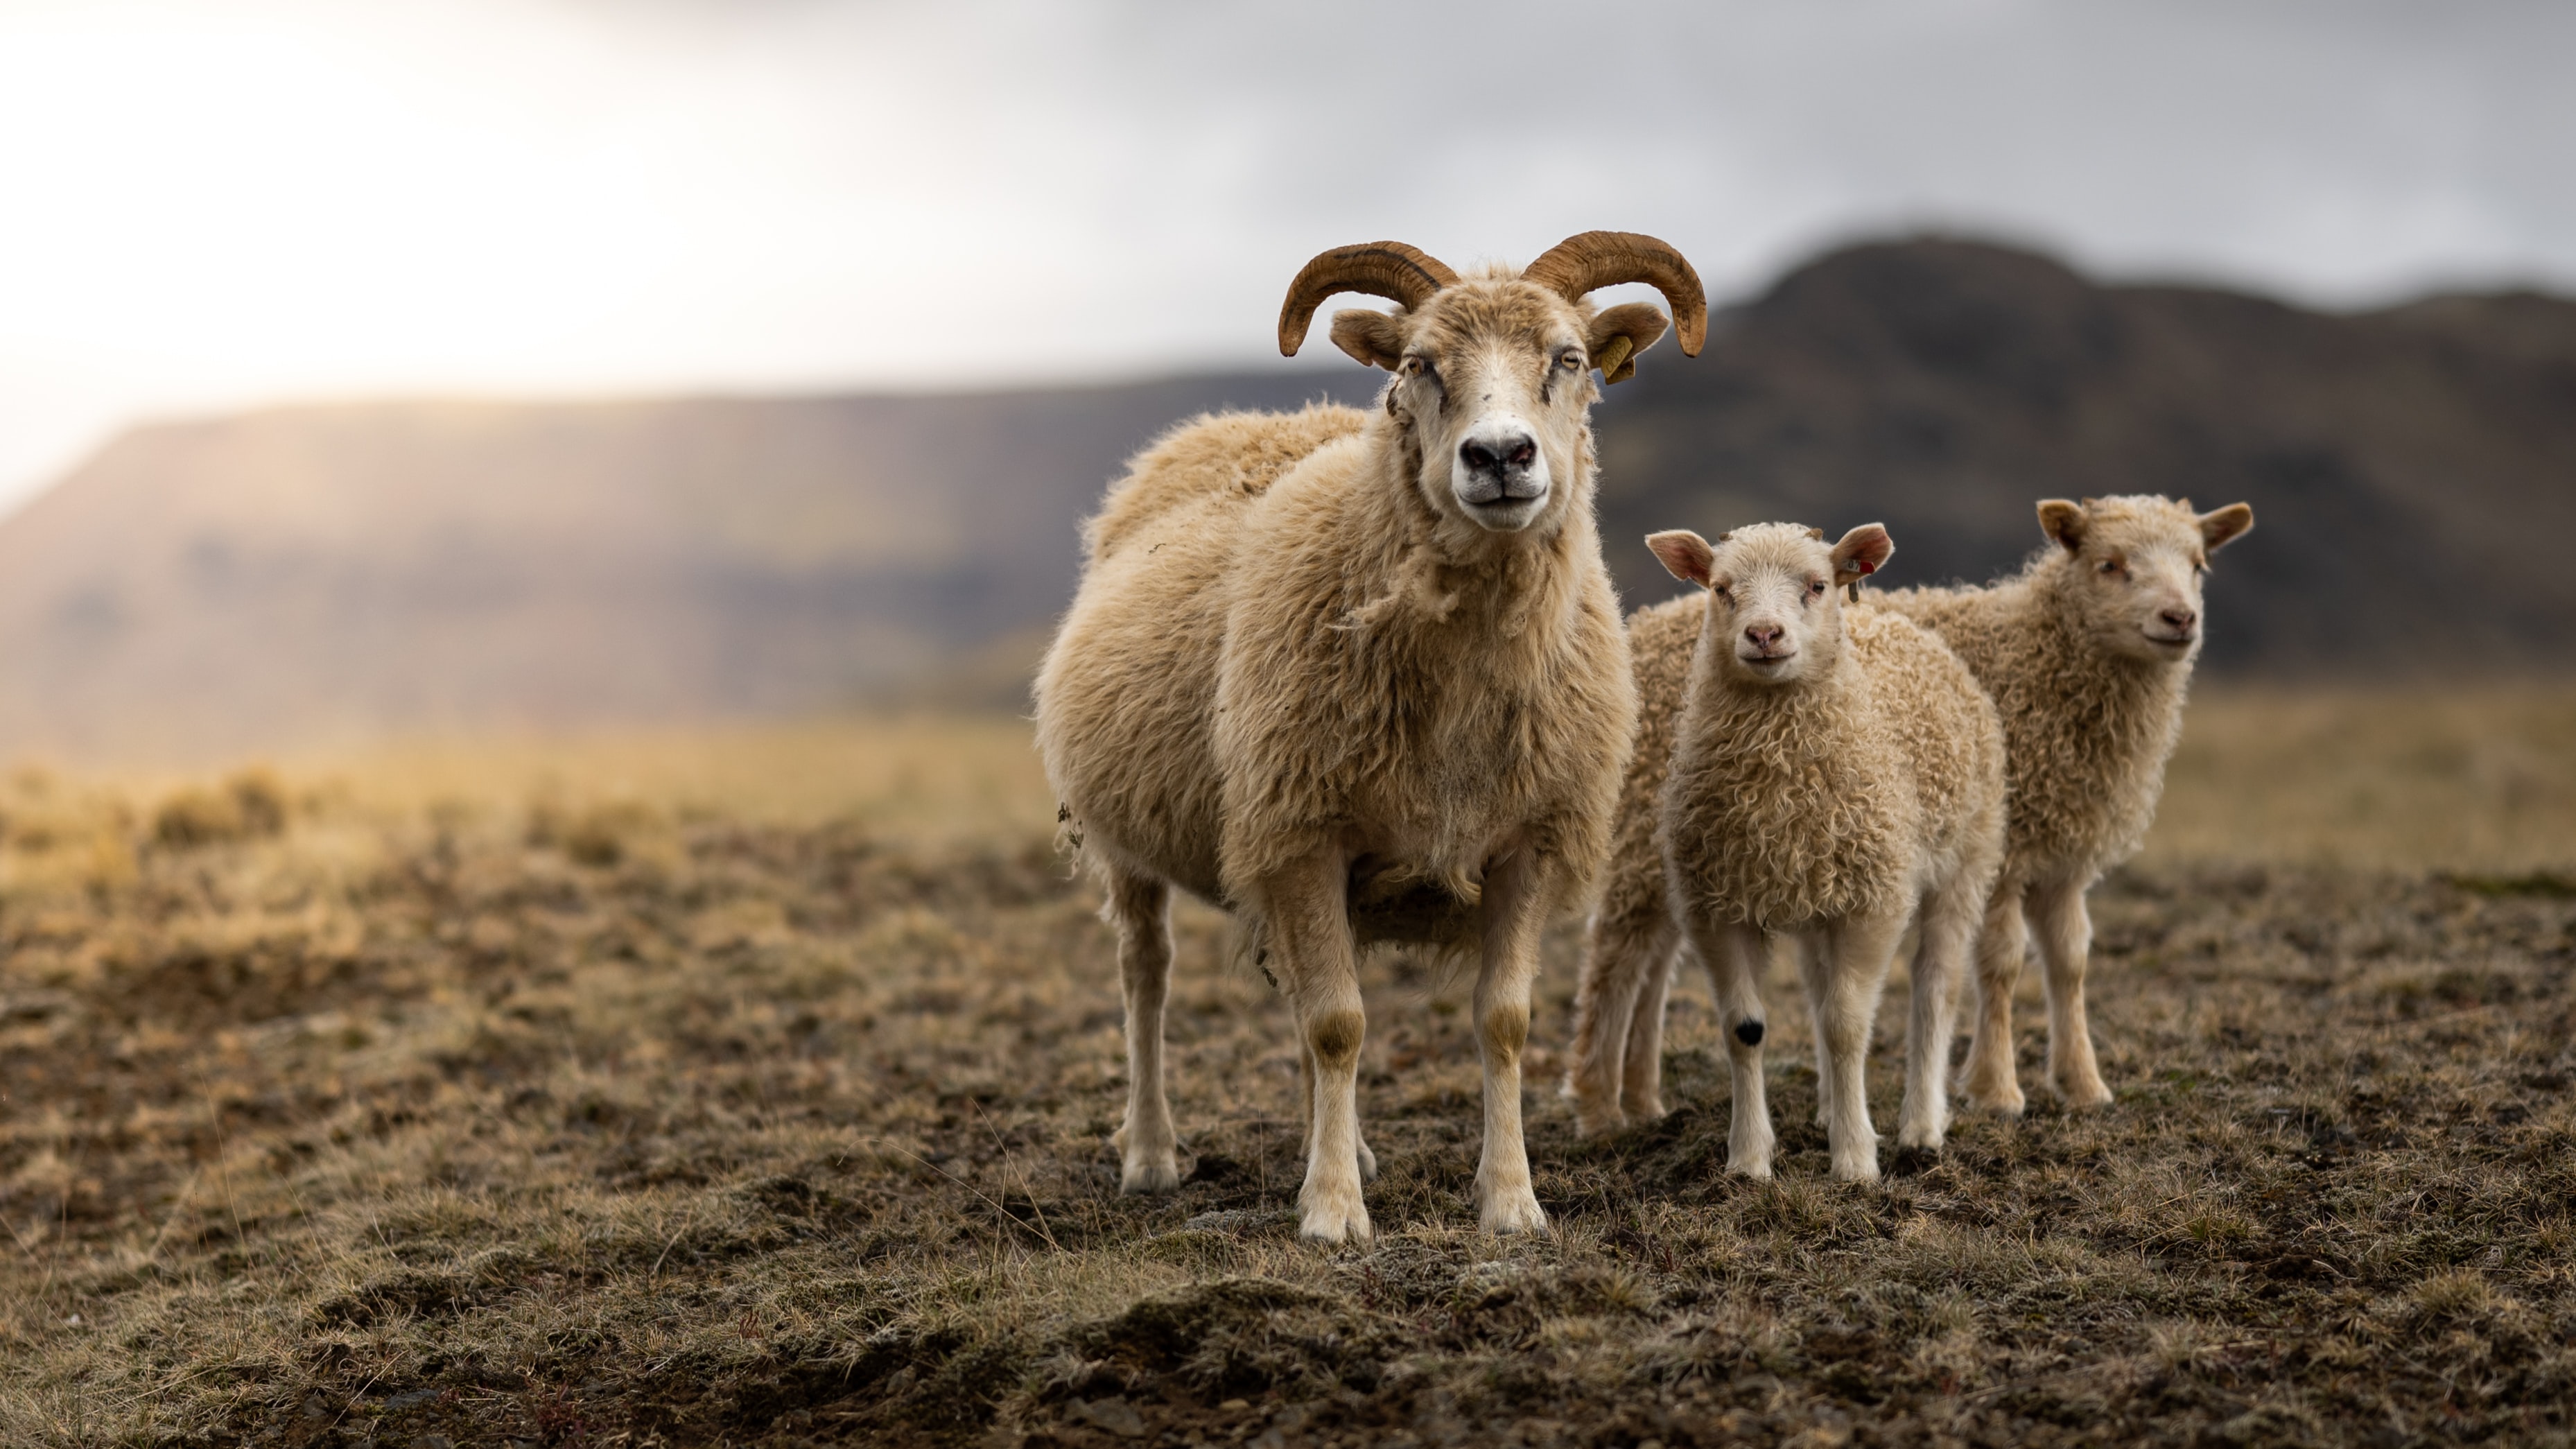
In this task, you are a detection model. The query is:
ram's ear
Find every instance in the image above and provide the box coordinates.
[1587,302,1671,385]
[1830,523,1894,582]
[1329,309,1407,370]
[2037,498,2088,553]
[1646,529,1716,588]
[2198,501,2254,552]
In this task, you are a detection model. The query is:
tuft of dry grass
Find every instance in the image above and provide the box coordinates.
[0,694,2570,1446]
[2146,682,2576,872]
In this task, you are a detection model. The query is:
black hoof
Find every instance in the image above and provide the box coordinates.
[1735,1021,1766,1046]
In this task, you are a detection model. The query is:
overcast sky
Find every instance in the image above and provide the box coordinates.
[1,0,2569,514]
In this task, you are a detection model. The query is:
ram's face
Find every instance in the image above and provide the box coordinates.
[1333,279,1667,537]
[2039,496,2254,664]
[1400,284,1591,533]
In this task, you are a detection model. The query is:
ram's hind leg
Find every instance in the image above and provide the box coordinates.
[1104,869,1181,1192]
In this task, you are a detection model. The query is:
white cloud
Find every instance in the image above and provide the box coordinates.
[0,0,2568,512]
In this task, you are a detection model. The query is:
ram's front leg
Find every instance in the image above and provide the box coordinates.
[1471,851,1551,1235]
[1256,847,1373,1244]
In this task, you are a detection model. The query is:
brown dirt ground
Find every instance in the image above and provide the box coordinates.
[1,727,2573,1447]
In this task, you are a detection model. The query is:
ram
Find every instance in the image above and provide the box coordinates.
[1565,523,2005,1181]
[1035,233,1705,1240]
[1872,495,2254,1111]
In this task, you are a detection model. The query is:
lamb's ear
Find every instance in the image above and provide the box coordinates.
[2037,498,2087,553]
[1830,523,1894,582]
[2198,502,2254,552]
[1587,303,1670,385]
[1328,309,1407,370]
[1646,530,1716,588]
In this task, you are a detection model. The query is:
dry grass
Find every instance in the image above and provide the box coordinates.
[2148,682,2576,873]
[0,695,2571,1447]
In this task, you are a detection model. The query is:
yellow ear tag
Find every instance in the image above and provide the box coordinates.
[1594,336,1635,383]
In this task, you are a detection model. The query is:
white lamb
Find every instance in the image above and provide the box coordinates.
[1565,522,2006,1180]
[1872,494,2253,1111]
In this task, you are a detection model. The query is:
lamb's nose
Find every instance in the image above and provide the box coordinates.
[2160,607,2198,634]
[1743,623,1784,651]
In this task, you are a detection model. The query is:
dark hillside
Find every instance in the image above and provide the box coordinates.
[1592,239,2576,671]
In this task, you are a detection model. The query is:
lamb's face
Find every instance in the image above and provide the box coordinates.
[2039,496,2255,665]
[1332,275,1672,536]
[1647,522,1894,688]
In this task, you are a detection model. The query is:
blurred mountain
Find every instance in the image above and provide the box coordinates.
[0,376,1378,758]
[1,237,2570,758]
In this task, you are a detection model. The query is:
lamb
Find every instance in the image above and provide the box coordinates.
[1870,495,2253,1111]
[1564,522,2005,1181]
[1034,233,1707,1241]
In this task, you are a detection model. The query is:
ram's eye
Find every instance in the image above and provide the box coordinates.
[1559,351,1583,370]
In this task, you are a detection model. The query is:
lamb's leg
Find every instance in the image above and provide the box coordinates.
[1257,847,1372,1243]
[1898,883,1978,1150]
[1564,899,1678,1138]
[1618,937,1679,1127]
[1960,885,2030,1116]
[1816,911,1906,1183]
[1470,851,1551,1235]
[1678,914,1769,1178]
[2029,875,2113,1108]
[1104,869,1181,1192]
[1795,934,1832,1128]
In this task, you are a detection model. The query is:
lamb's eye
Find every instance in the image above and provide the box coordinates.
[1809,580,1827,596]
[2098,559,2121,575]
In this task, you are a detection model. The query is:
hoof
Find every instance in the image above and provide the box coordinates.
[1963,1079,2026,1118]
[1297,1190,1373,1244]
[1478,1186,1551,1235]
[1568,1082,1626,1140]
[2056,1078,2114,1110]
[1619,1093,1667,1125]
[1120,1156,1181,1194]
[1831,1154,1881,1184]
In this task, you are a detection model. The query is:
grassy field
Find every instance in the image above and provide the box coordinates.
[1,689,2572,1447]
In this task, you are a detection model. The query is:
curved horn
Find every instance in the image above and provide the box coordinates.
[1277,241,1459,356]
[1521,230,1709,357]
